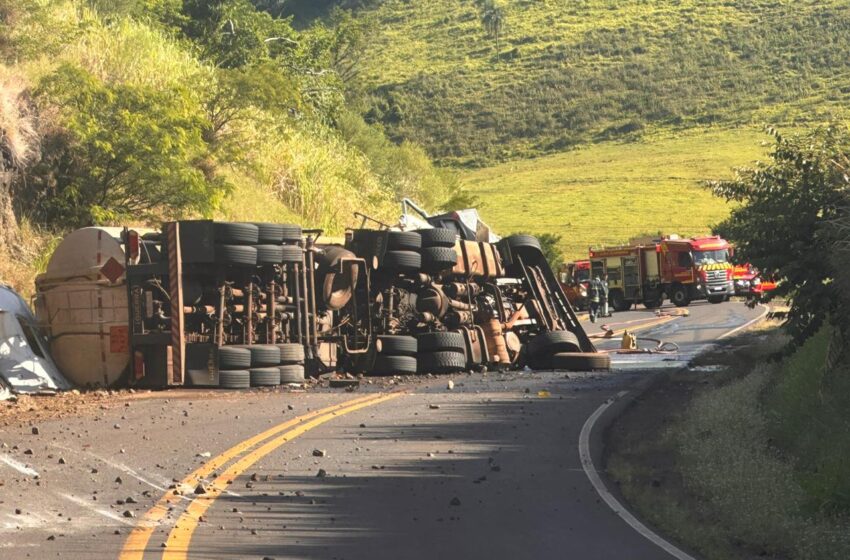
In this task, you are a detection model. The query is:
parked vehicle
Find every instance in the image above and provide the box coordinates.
[589,235,735,310]
[33,201,606,389]
[559,260,591,310]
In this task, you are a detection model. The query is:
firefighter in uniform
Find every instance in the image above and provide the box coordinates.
[589,275,602,323]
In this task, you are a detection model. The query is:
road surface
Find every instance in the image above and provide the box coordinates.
[0,300,763,559]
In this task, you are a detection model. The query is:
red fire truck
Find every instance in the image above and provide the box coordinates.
[559,260,591,310]
[589,235,734,310]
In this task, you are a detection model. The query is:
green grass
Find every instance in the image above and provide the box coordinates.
[461,126,768,260]
[347,0,850,165]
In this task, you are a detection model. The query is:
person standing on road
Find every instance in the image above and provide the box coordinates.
[600,273,611,318]
[589,275,602,323]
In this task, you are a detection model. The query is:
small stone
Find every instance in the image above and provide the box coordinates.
[194,483,208,495]
[31,427,40,435]
[250,473,259,482]
[312,449,326,458]
[113,424,121,430]
[23,449,33,455]
[14,508,22,515]
[115,476,123,484]
[316,469,327,478]
[47,535,55,541]
[287,404,294,410]
[90,468,98,474]
[429,404,440,410]
[447,380,454,390]
[58,457,66,465]
[125,497,137,504]
[359,423,366,428]
[122,510,135,518]
[449,497,461,506]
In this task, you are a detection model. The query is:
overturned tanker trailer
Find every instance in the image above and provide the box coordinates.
[34,203,607,389]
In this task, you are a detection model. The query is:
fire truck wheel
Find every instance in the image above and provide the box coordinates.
[377,335,418,357]
[643,297,663,310]
[417,350,467,374]
[233,344,281,367]
[551,352,611,372]
[670,284,691,307]
[418,228,457,248]
[609,289,631,312]
[280,245,303,263]
[215,244,258,266]
[387,231,422,251]
[218,347,252,370]
[382,250,421,273]
[527,330,581,364]
[277,344,305,364]
[372,355,418,376]
[279,364,305,384]
[417,332,466,353]
[255,244,285,265]
[219,370,251,389]
[250,367,281,387]
[421,247,458,272]
[213,222,260,244]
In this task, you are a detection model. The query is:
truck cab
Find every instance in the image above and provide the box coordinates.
[661,236,734,305]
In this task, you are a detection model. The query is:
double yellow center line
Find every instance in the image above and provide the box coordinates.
[119,391,401,560]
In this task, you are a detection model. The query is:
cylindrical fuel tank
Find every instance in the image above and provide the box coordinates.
[34,227,132,387]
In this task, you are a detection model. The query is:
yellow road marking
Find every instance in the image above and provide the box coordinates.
[161,392,402,560]
[118,391,391,560]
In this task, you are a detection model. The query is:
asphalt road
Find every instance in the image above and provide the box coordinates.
[0,300,764,560]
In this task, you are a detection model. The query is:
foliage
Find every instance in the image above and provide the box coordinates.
[25,64,224,227]
[350,0,850,166]
[710,126,850,344]
[464,127,767,260]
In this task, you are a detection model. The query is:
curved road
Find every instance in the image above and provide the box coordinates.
[0,300,763,560]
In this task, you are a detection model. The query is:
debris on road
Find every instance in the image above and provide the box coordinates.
[316,469,327,478]
[447,380,454,390]
[312,449,327,457]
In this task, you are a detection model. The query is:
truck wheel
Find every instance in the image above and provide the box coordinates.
[503,234,543,255]
[255,244,285,265]
[420,246,458,272]
[250,367,281,387]
[280,245,303,263]
[213,222,259,244]
[610,289,631,312]
[277,343,305,364]
[233,344,281,367]
[253,223,302,244]
[643,297,663,310]
[551,352,611,371]
[218,347,252,370]
[418,228,457,248]
[316,245,357,310]
[387,231,422,251]
[279,364,305,384]
[417,332,466,353]
[377,335,418,357]
[528,331,581,365]
[670,285,690,307]
[215,244,258,266]
[371,355,418,376]
[219,370,251,389]
[382,250,421,273]
[417,351,466,374]
[708,295,725,304]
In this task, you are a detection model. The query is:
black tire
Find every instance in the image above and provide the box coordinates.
[643,297,663,310]
[382,250,421,273]
[253,223,302,244]
[503,234,543,255]
[213,222,259,245]
[371,355,418,376]
[670,284,690,307]
[250,367,281,387]
[708,295,725,304]
[420,246,458,272]
[255,244,285,265]
[215,244,257,267]
[377,335,418,357]
[218,347,252,370]
[528,330,581,357]
[551,352,611,372]
[418,228,457,248]
[279,364,305,384]
[277,343,305,364]
[233,344,281,367]
[280,245,303,264]
[417,332,466,353]
[219,370,251,389]
[610,289,631,312]
[316,246,358,310]
[387,231,422,251]
[418,350,467,374]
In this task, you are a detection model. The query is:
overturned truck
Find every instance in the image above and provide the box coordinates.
[34,202,607,389]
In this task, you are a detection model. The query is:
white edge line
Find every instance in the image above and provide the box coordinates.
[718,303,770,340]
[579,391,698,560]
[0,455,39,477]
[58,493,135,526]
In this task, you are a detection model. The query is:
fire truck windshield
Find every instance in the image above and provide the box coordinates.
[575,268,590,283]
[694,249,729,265]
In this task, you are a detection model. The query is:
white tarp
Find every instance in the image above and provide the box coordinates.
[0,285,70,397]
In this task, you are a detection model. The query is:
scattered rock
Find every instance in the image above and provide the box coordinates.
[122,510,135,518]
[125,496,137,504]
[287,404,295,411]
[23,448,33,455]
[250,473,259,482]
[31,427,39,435]
[113,424,121,430]
[14,508,22,515]
[115,476,123,484]
[449,497,461,506]
[196,452,211,458]
[429,404,440,410]
[194,483,208,495]
[58,457,66,465]
[312,449,327,458]
[316,469,327,478]
[446,380,454,390]
[91,468,98,474]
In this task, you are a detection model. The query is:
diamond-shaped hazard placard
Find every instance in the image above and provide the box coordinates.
[100,257,125,283]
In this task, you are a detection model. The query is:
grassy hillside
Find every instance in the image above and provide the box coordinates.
[345,0,850,166]
[462,127,768,260]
